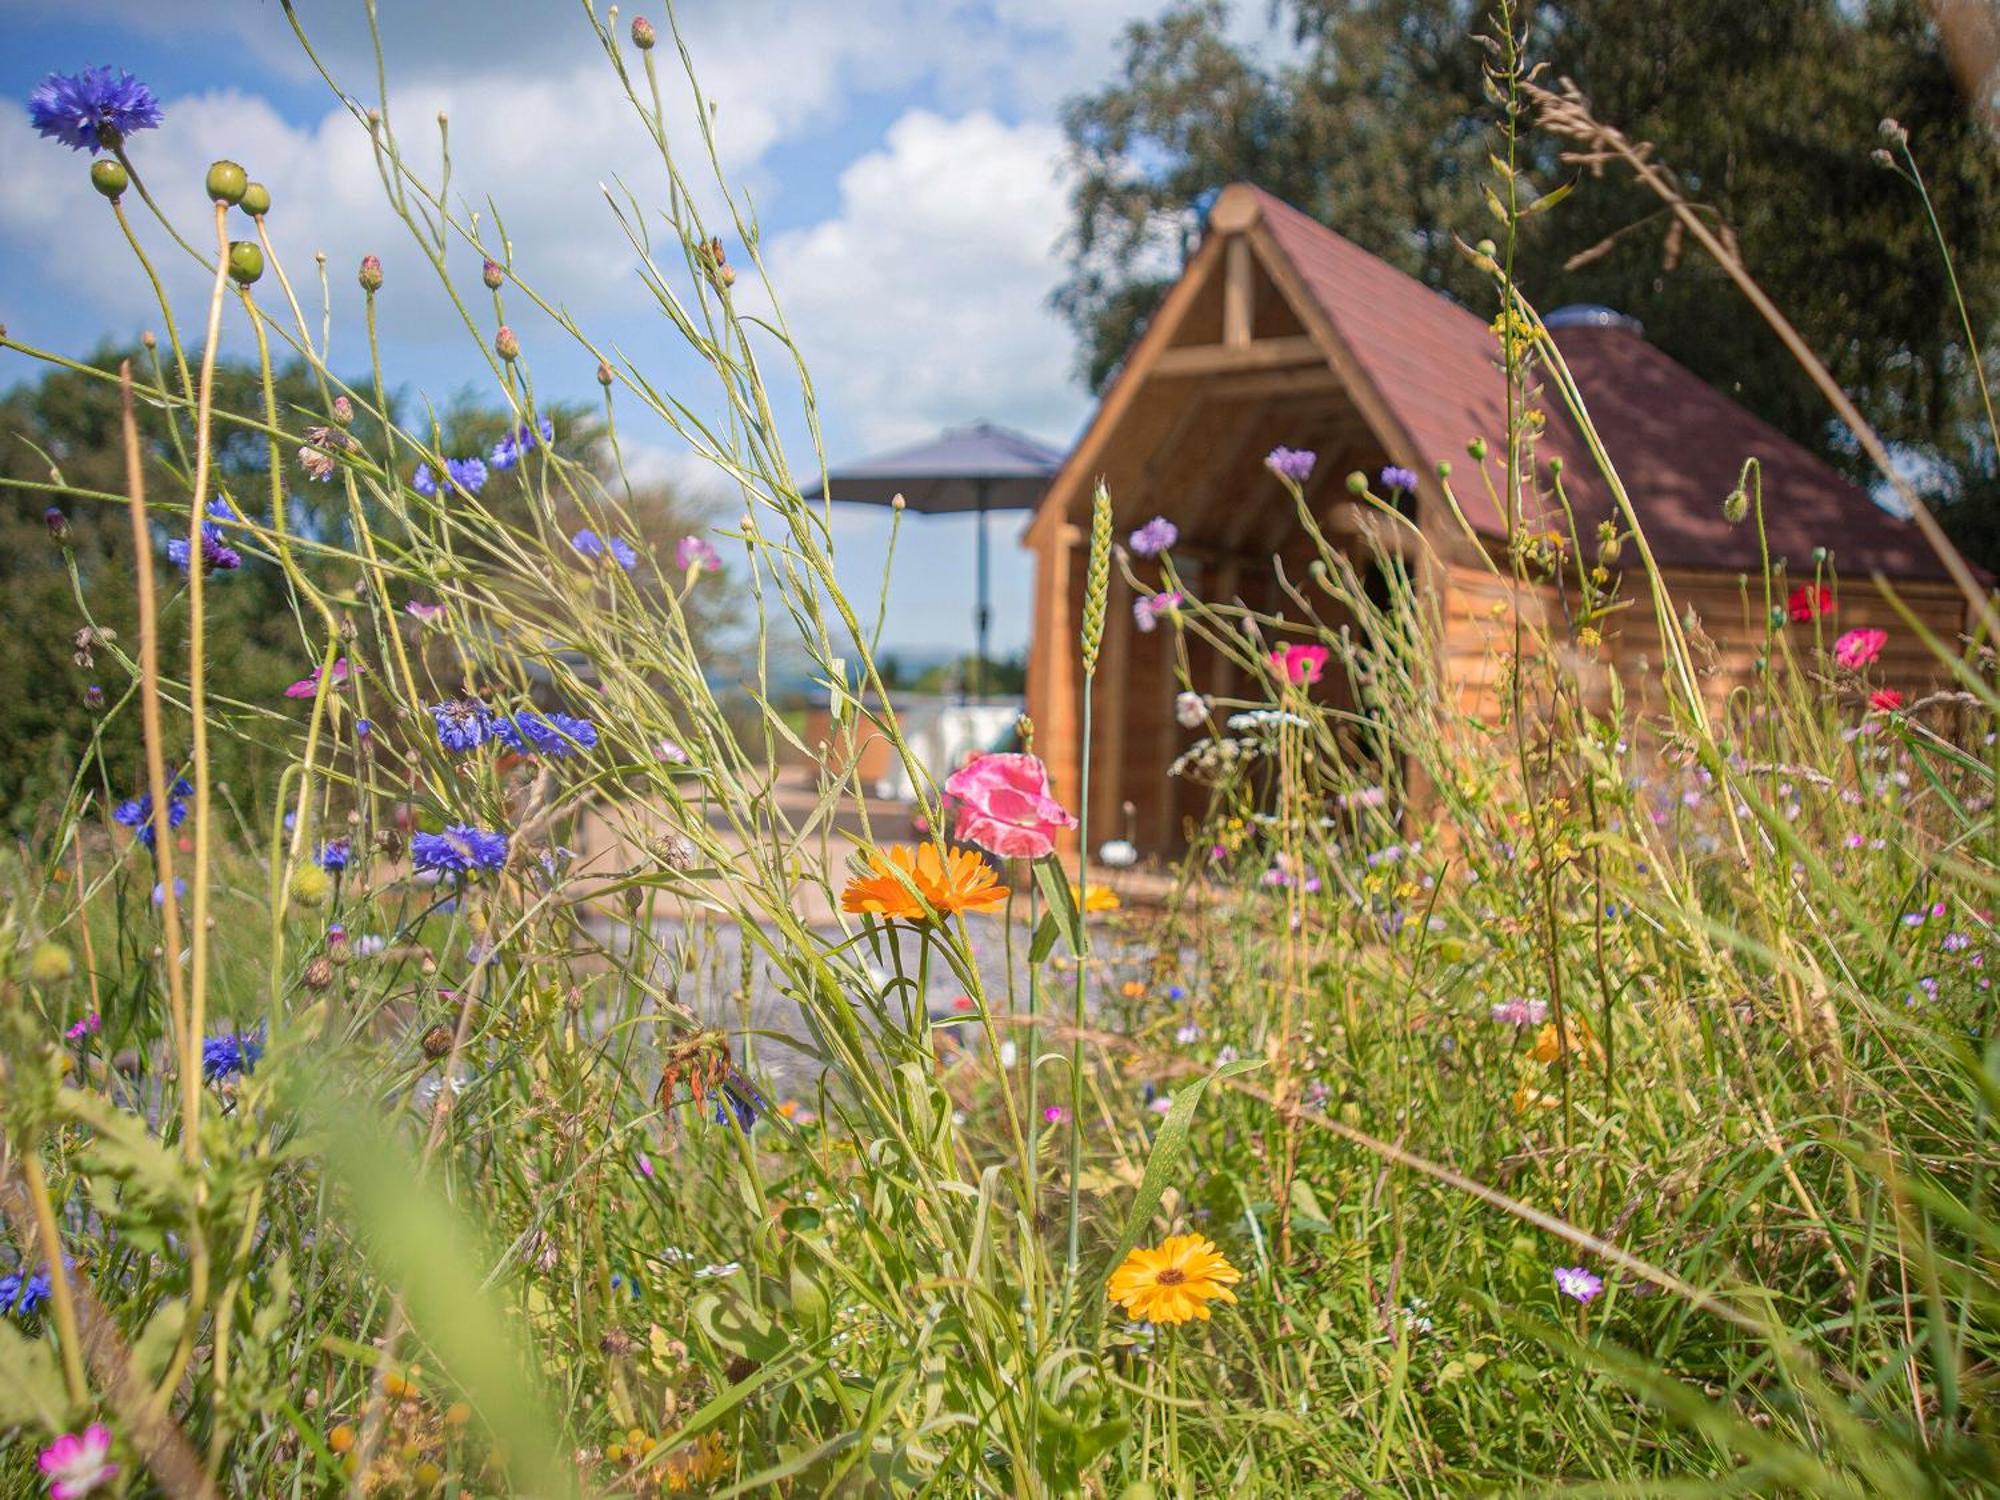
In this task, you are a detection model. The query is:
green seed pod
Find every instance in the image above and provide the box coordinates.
[205,158,248,205]
[1435,459,1452,479]
[1080,480,1112,676]
[89,159,129,199]
[1345,471,1368,496]
[240,181,271,216]
[1722,489,1748,524]
[227,240,264,285]
[1467,436,1488,461]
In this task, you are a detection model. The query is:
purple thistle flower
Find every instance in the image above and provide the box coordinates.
[411,823,509,876]
[675,535,721,573]
[1266,446,1316,484]
[1128,517,1178,556]
[572,529,639,570]
[1554,1265,1603,1304]
[29,67,163,153]
[412,464,438,498]
[429,699,493,753]
[202,1024,264,1083]
[444,456,488,495]
[1379,465,1420,494]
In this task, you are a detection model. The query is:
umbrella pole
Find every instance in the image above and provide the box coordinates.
[973,481,991,703]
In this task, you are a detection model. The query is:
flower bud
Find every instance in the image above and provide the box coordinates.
[89,159,128,200]
[1345,471,1368,496]
[227,240,264,285]
[1548,456,1564,476]
[359,254,383,292]
[1811,545,1827,564]
[240,181,271,217]
[84,684,105,712]
[1878,117,1907,146]
[1468,436,1488,460]
[596,359,614,386]
[141,330,157,350]
[1435,459,1452,479]
[1475,238,1497,259]
[303,955,334,991]
[422,1023,455,1060]
[44,506,70,544]
[1723,488,1748,524]
[495,325,520,361]
[331,395,354,427]
[482,258,503,290]
[632,15,656,48]
[205,159,249,205]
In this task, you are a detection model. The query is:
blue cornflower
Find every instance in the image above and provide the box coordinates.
[502,710,599,758]
[166,515,242,574]
[713,1074,763,1132]
[444,456,488,495]
[317,838,351,872]
[151,878,187,907]
[1379,464,1420,494]
[29,67,163,153]
[412,463,438,497]
[411,823,509,876]
[429,699,494,753]
[112,774,192,849]
[202,1024,264,1083]
[488,418,553,472]
[571,529,639,570]
[0,1264,55,1318]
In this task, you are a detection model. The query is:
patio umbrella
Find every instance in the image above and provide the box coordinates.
[803,421,1064,700]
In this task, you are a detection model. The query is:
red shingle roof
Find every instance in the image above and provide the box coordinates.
[1250,186,1950,580]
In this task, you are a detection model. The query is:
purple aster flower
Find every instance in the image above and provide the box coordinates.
[429,699,493,753]
[444,456,488,495]
[1379,465,1419,494]
[317,838,351,872]
[202,1024,265,1083]
[1554,1265,1603,1304]
[411,823,509,876]
[29,67,163,154]
[1129,517,1178,556]
[1265,446,1316,484]
[412,463,438,498]
[1133,590,1182,633]
[675,535,721,573]
[571,529,639,570]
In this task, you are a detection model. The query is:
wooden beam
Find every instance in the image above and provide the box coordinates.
[1150,335,1322,378]
[1204,366,1342,402]
[1223,236,1254,348]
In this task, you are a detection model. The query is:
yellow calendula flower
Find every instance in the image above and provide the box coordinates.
[1071,883,1121,913]
[840,845,1007,922]
[1529,1018,1596,1065]
[664,1431,730,1491]
[1107,1234,1242,1325]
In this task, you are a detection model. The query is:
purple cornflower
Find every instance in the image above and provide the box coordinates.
[1128,517,1178,556]
[428,699,494,753]
[675,535,721,573]
[572,529,639,570]
[411,823,509,876]
[1554,1265,1603,1304]
[29,67,162,153]
[412,464,438,498]
[443,456,488,495]
[202,1025,264,1083]
[1265,446,1316,484]
[1132,590,1182,633]
[317,838,351,872]
[1379,465,1420,494]
[497,711,598,758]
[166,502,242,573]
[112,775,192,849]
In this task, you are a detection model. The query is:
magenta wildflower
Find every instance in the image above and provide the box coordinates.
[1554,1265,1603,1304]
[37,1423,118,1497]
[283,658,349,699]
[675,535,722,573]
[1490,998,1549,1027]
[405,601,445,622]
[1128,517,1178,556]
[1133,590,1182,633]
[66,1012,101,1041]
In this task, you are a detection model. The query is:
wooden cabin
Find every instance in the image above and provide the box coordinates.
[1023,184,1969,855]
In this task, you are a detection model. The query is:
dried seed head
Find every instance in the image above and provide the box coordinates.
[422,1023,454,1060]
[303,955,334,991]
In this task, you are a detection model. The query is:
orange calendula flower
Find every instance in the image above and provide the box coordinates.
[840,844,1008,922]
[1528,1017,1597,1065]
[1107,1233,1242,1325]
[1071,882,1121,913]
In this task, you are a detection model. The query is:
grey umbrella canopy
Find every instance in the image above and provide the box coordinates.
[804,421,1064,699]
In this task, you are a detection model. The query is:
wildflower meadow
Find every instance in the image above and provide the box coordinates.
[0,4,1996,1497]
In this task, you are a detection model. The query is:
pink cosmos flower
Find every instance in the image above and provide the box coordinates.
[1833,627,1887,669]
[943,752,1077,861]
[1268,643,1329,686]
[676,535,722,573]
[283,658,350,699]
[38,1425,118,1498]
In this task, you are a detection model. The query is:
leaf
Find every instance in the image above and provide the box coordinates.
[1520,179,1576,217]
[692,1290,787,1365]
[1028,910,1062,965]
[1102,1057,1263,1283]
[1032,858,1084,957]
[133,1299,189,1383]
[0,1318,69,1430]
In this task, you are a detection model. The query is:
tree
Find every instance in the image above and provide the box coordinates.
[1056,0,2000,560]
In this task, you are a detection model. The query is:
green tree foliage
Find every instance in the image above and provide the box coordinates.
[1057,0,2000,557]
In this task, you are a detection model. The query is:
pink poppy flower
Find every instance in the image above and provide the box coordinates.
[1268,643,1329,686]
[943,752,1077,861]
[676,535,722,573]
[1870,688,1905,712]
[283,658,350,699]
[1833,627,1886,669]
[39,1424,118,1498]
[1788,583,1833,622]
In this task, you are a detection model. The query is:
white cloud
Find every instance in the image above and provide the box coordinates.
[765,108,1087,453]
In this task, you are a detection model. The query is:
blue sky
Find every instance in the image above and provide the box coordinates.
[1,0,1292,661]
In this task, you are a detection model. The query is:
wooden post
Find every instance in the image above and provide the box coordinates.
[1223,235,1254,348]
[1030,522,1086,851]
